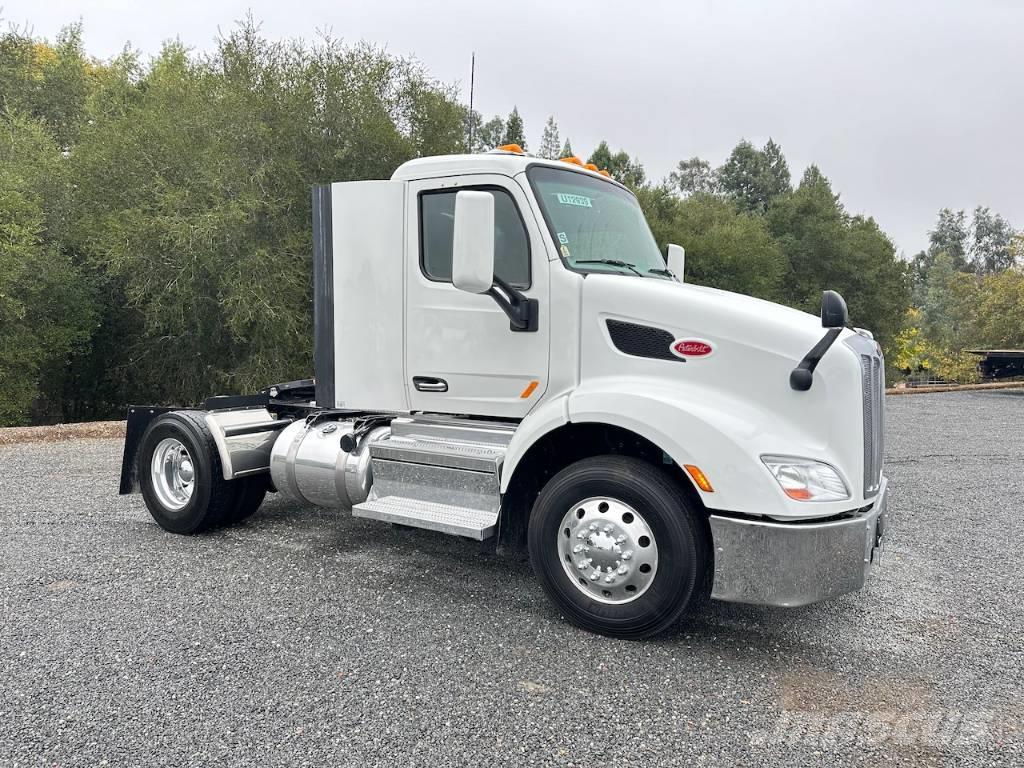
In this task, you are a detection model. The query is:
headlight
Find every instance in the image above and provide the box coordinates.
[761,455,849,502]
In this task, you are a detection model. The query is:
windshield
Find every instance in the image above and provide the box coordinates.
[527,165,671,278]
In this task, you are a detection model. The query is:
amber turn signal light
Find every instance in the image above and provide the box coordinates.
[684,465,714,493]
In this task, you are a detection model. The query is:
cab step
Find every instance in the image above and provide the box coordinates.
[352,496,498,540]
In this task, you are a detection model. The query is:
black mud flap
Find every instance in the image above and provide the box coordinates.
[118,405,175,494]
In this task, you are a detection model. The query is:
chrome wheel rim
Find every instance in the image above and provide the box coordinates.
[558,497,659,604]
[150,438,195,511]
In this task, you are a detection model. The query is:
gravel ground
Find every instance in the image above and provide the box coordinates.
[1,391,1021,767]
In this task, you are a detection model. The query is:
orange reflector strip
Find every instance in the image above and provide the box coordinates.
[584,162,599,171]
[497,143,524,154]
[783,487,813,501]
[684,465,714,493]
[559,156,583,166]
[520,380,539,399]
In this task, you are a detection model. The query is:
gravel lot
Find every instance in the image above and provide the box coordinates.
[1,391,1021,766]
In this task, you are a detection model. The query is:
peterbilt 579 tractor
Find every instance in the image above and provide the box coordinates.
[119,145,887,639]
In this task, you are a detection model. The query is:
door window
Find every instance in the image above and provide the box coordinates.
[420,187,531,288]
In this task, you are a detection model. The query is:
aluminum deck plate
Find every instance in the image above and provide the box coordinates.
[352,496,498,540]
[370,435,505,473]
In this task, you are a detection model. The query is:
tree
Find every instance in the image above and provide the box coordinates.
[587,140,646,188]
[502,106,526,149]
[560,138,573,158]
[928,208,969,270]
[716,139,790,214]
[0,110,95,423]
[475,114,504,152]
[669,157,716,196]
[970,206,1015,273]
[639,186,786,300]
[537,115,560,159]
[68,23,468,411]
[767,166,909,350]
[761,138,791,200]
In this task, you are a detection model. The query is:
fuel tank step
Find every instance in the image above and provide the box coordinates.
[352,496,498,540]
[369,434,506,473]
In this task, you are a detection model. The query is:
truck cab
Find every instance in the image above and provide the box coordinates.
[120,148,887,639]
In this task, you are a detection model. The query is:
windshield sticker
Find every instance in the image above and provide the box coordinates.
[557,232,569,244]
[556,193,592,208]
[560,244,572,259]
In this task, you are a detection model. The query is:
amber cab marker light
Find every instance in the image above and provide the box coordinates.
[598,169,611,177]
[584,162,599,171]
[497,143,524,154]
[559,155,584,166]
[684,465,714,493]
[519,380,539,399]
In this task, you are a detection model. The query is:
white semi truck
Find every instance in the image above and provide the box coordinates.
[119,147,887,638]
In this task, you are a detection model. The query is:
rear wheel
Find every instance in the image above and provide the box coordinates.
[138,411,264,534]
[528,455,709,639]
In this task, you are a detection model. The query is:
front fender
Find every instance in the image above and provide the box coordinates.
[500,394,570,492]
[566,376,860,520]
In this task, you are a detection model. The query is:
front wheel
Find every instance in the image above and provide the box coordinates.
[528,456,709,639]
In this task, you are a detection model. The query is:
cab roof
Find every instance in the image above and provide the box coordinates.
[390,151,629,191]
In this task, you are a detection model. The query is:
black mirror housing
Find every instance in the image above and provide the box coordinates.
[821,290,848,328]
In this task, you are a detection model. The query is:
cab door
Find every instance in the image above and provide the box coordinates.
[404,174,550,418]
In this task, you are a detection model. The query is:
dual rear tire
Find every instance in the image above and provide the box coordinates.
[138,411,267,534]
[528,456,710,640]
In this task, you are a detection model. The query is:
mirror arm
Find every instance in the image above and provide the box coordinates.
[789,328,843,391]
[487,275,539,332]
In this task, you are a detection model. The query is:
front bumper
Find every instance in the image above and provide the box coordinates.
[708,478,887,607]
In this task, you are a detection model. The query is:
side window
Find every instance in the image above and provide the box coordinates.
[420,187,531,288]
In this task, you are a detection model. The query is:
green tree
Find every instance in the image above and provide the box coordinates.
[502,106,526,149]
[560,138,573,158]
[669,156,716,196]
[716,139,790,214]
[587,140,645,188]
[767,166,909,349]
[537,115,560,159]
[928,208,969,270]
[67,24,467,409]
[639,186,786,300]
[478,115,505,151]
[0,24,93,149]
[0,110,95,423]
[970,205,1015,274]
[761,138,791,199]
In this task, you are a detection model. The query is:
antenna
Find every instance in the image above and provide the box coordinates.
[468,52,476,151]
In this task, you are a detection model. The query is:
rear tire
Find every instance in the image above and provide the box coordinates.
[528,455,709,639]
[138,410,262,534]
[225,476,268,525]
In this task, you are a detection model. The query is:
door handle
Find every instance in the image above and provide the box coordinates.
[413,376,448,393]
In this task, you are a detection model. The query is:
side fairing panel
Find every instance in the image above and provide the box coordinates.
[329,180,409,411]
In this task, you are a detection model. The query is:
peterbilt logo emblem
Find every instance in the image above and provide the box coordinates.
[670,339,714,358]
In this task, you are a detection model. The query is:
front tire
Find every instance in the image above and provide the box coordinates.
[138,410,261,534]
[528,456,709,639]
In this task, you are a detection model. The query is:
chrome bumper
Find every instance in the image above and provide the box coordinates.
[708,479,887,607]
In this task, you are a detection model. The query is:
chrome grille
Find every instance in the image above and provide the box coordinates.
[860,352,884,496]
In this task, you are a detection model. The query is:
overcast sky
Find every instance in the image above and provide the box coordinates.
[5,0,1021,255]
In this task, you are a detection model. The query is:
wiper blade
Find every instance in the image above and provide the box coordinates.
[647,267,676,278]
[575,259,643,277]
